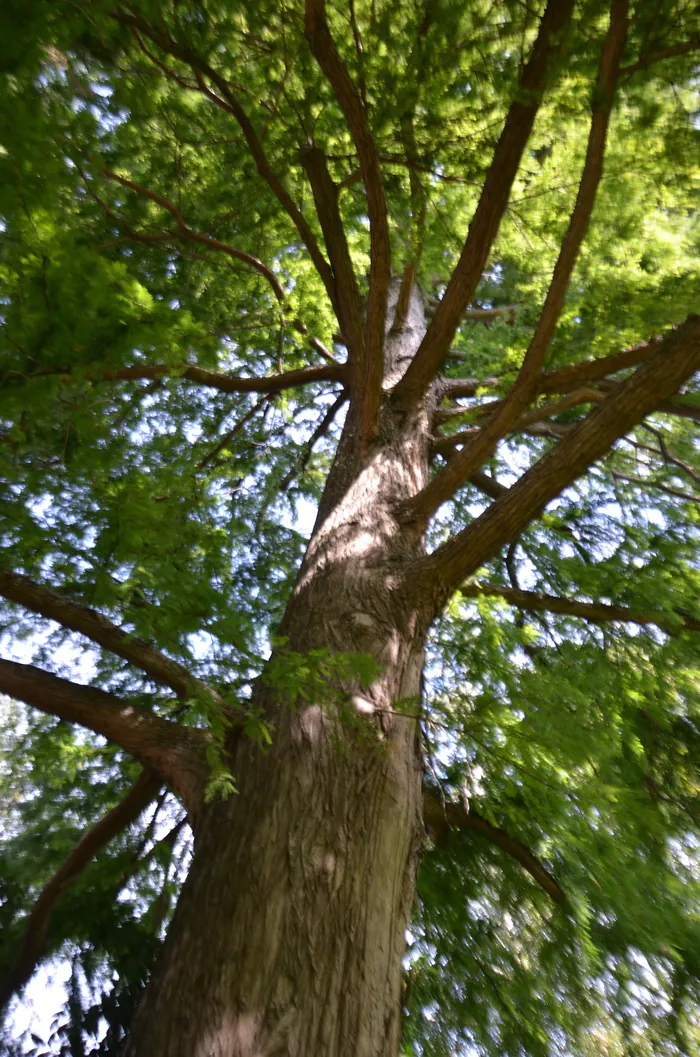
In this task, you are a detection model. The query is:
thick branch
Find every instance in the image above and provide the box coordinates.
[468,470,508,500]
[0,769,161,1010]
[305,0,390,443]
[111,8,336,307]
[539,338,662,394]
[0,569,199,699]
[423,788,566,906]
[0,660,207,813]
[622,36,700,76]
[393,0,576,409]
[405,0,628,520]
[655,396,700,424]
[461,582,700,634]
[418,314,700,599]
[300,146,365,360]
[394,112,428,332]
[17,361,346,395]
[441,336,662,402]
[433,387,603,449]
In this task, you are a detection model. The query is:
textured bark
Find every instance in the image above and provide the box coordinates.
[61,293,695,1057]
[123,284,435,1057]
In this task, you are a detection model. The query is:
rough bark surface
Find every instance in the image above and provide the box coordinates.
[123,285,435,1057]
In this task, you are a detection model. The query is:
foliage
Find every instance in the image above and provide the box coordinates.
[0,0,699,1054]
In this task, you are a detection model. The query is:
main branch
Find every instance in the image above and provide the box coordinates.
[405,0,628,521]
[393,0,576,409]
[0,569,200,699]
[305,0,390,443]
[418,315,700,601]
[0,660,207,815]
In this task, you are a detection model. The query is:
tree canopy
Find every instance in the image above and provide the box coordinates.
[1,0,700,1054]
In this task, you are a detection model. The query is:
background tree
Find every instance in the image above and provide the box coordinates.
[1,0,700,1054]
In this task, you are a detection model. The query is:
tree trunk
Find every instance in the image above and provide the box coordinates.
[123,285,437,1057]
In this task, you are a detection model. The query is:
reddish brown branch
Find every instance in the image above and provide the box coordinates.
[300,146,365,360]
[279,391,348,492]
[423,788,566,906]
[461,582,700,634]
[433,388,603,449]
[394,114,427,332]
[16,361,346,395]
[102,168,286,303]
[305,0,390,443]
[622,36,700,76]
[656,397,700,424]
[538,338,662,394]
[418,314,700,600]
[0,569,200,699]
[0,660,207,813]
[393,0,576,410]
[0,769,161,1010]
[405,0,628,521]
[467,470,509,500]
[111,8,336,307]
[441,336,663,402]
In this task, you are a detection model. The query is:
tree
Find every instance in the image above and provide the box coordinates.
[1,0,700,1053]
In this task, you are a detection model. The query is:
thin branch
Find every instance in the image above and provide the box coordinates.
[460,305,518,324]
[622,35,700,76]
[610,469,700,504]
[468,470,509,500]
[655,396,700,424]
[393,0,576,410]
[117,816,187,891]
[433,387,603,445]
[404,0,628,521]
[14,361,346,395]
[640,424,700,487]
[0,569,200,699]
[279,391,348,491]
[441,336,662,402]
[111,8,336,307]
[93,168,344,363]
[101,168,286,303]
[305,0,390,444]
[461,582,700,634]
[513,386,603,427]
[538,338,663,394]
[0,660,207,813]
[0,769,161,1011]
[416,314,700,601]
[197,394,270,471]
[422,787,566,907]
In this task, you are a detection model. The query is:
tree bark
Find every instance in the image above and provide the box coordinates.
[123,284,435,1057]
